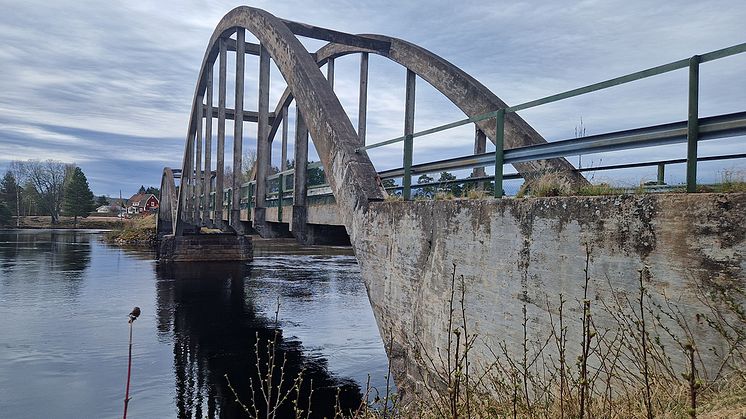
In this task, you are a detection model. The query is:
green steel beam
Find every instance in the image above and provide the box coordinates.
[657,163,665,185]
[357,41,746,154]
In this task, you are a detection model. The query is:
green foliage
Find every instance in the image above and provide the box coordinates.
[138,185,146,194]
[437,171,463,197]
[382,178,396,190]
[63,167,95,223]
[144,186,159,196]
[307,162,326,187]
[416,174,435,198]
[1,171,20,213]
[96,195,109,207]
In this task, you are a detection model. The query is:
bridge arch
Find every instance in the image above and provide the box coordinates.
[170,6,583,240]
[175,6,383,239]
[265,37,585,183]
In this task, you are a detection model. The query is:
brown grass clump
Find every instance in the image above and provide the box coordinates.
[714,170,746,193]
[104,214,156,246]
[228,242,746,419]
[517,172,575,197]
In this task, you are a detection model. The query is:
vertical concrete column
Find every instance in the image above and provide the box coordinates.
[472,126,487,189]
[203,66,213,224]
[194,97,203,225]
[280,106,288,172]
[183,132,194,223]
[358,52,369,147]
[292,111,309,243]
[255,45,270,222]
[215,37,227,228]
[403,69,416,200]
[232,28,245,233]
[326,58,335,89]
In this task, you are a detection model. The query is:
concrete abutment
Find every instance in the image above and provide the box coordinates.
[351,193,746,398]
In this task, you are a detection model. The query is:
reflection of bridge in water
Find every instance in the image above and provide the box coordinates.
[155,261,368,418]
[157,5,746,400]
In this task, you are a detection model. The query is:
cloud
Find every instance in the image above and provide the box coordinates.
[0,0,744,195]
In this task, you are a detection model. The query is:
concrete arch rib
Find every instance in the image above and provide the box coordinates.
[175,6,383,237]
[269,36,586,185]
[157,167,178,238]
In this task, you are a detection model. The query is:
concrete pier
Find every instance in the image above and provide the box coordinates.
[158,234,252,262]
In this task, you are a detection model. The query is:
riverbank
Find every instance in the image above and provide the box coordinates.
[103,215,156,246]
[5,215,126,230]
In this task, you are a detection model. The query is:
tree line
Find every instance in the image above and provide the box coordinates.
[0,160,95,226]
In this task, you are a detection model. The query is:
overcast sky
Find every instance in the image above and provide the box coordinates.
[0,0,744,196]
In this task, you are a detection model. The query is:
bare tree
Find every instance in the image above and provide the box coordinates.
[242,149,257,182]
[17,160,70,224]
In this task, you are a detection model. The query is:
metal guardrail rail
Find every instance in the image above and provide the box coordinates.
[192,43,746,208]
[376,112,746,179]
[357,41,746,198]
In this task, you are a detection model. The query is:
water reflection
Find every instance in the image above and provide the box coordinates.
[156,262,363,418]
[0,230,91,280]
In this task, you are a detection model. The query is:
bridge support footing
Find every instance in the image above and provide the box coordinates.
[252,207,291,238]
[291,205,350,245]
[157,234,252,262]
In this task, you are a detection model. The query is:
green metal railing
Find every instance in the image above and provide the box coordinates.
[356,42,746,198]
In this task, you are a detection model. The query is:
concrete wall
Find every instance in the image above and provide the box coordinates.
[352,193,745,397]
[264,204,344,227]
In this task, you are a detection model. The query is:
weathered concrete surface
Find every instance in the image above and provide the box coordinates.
[158,234,252,262]
[352,193,746,397]
[265,204,344,227]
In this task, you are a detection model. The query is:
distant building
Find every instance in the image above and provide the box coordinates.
[127,193,159,215]
[96,205,111,213]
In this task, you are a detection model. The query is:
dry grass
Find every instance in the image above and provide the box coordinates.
[14,215,125,229]
[104,214,156,245]
[466,189,489,200]
[713,169,746,193]
[517,172,574,197]
[231,221,746,419]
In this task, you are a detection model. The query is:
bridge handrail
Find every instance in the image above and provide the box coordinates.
[357,42,746,152]
[356,41,746,197]
[376,112,746,178]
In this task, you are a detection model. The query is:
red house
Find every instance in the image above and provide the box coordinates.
[127,193,159,214]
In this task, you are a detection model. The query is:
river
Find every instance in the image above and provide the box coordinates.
[0,230,390,418]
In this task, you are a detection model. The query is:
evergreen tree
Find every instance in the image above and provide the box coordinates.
[0,201,10,225]
[417,174,435,198]
[0,171,20,223]
[437,171,462,196]
[96,195,109,207]
[138,185,146,194]
[145,186,160,196]
[63,167,95,227]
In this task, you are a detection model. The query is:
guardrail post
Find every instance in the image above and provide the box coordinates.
[686,55,700,193]
[657,163,665,185]
[494,109,505,198]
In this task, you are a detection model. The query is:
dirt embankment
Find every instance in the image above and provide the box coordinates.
[103,215,157,247]
[9,215,126,230]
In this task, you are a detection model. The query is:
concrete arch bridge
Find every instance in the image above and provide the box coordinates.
[158,6,746,398]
